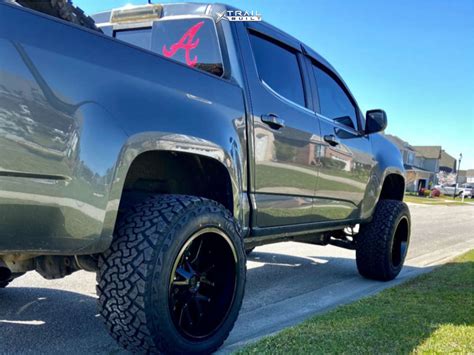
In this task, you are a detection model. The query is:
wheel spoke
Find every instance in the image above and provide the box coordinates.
[193,295,204,318]
[175,265,193,281]
[178,303,193,328]
[190,239,204,265]
[195,292,210,304]
[172,279,190,286]
[200,278,215,288]
[185,260,196,275]
[201,263,215,274]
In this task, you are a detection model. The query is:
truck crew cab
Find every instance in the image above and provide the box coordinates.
[0,1,410,353]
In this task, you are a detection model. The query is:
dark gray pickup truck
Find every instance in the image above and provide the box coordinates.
[0,1,411,353]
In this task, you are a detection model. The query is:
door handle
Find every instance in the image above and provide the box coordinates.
[324,134,340,146]
[261,114,285,129]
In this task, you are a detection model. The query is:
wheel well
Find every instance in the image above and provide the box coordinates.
[119,151,234,214]
[379,173,405,201]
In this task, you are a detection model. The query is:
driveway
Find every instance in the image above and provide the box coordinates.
[1,204,473,353]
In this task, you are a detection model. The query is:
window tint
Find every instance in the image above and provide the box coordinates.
[115,28,152,50]
[152,18,223,76]
[249,32,306,107]
[115,18,223,76]
[313,64,357,129]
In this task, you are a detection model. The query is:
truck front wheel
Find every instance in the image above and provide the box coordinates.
[97,195,246,354]
[0,281,9,288]
[355,199,411,281]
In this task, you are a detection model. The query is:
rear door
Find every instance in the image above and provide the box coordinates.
[235,22,321,227]
[308,58,374,221]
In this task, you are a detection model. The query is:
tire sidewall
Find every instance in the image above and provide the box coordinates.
[356,200,411,281]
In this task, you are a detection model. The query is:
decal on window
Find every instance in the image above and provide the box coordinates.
[152,17,224,76]
[162,21,204,67]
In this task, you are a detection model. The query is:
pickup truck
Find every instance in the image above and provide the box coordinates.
[0,1,411,353]
[435,183,473,198]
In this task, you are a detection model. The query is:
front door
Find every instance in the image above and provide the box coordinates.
[235,23,321,227]
[309,59,374,221]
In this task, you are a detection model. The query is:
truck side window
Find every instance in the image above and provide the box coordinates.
[115,28,152,50]
[312,64,358,130]
[248,31,306,108]
[114,17,223,76]
[152,17,223,76]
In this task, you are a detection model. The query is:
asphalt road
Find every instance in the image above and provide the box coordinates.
[1,203,473,354]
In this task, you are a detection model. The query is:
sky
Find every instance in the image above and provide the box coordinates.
[76,0,474,169]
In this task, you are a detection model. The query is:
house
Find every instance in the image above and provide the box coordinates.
[412,146,442,174]
[467,169,474,184]
[439,150,457,173]
[457,170,467,184]
[385,135,434,192]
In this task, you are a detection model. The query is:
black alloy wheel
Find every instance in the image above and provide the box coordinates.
[169,227,237,340]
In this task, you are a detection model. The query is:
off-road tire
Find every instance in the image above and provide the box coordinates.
[97,195,246,354]
[0,280,10,288]
[356,199,411,281]
[15,0,102,32]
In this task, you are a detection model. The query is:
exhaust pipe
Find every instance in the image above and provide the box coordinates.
[0,259,12,283]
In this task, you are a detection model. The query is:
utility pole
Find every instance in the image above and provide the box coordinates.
[453,153,463,199]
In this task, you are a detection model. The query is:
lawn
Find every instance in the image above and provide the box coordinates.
[239,250,474,354]
[404,195,472,206]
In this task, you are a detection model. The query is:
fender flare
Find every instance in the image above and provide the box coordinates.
[97,131,245,250]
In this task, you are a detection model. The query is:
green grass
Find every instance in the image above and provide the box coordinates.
[404,195,471,206]
[239,250,474,354]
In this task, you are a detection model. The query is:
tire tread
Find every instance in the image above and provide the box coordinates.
[97,194,244,353]
[356,199,410,281]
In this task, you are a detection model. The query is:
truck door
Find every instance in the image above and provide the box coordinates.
[307,57,374,222]
[235,22,321,227]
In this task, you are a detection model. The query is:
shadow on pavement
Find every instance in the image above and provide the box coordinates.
[0,251,428,353]
[0,287,120,353]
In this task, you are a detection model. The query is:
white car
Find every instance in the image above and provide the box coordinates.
[435,184,473,198]
[461,184,474,198]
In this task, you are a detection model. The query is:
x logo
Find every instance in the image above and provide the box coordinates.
[216,11,228,23]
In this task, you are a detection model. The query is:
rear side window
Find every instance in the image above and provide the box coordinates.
[152,17,223,76]
[115,28,152,50]
[248,32,306,107]
[312,64,358,130]
[114,17,223,76]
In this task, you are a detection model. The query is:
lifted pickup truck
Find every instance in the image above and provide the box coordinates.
[0,1,411,353]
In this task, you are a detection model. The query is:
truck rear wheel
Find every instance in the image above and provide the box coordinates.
[15,0,101,32]
[355,199,410,281]
[97,195,246,354]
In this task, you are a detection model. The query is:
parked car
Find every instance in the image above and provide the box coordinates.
[435,184,472,197]
[0,1,411,353]
[461,184,474,198]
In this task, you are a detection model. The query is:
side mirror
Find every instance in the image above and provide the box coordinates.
[365,109,387,135]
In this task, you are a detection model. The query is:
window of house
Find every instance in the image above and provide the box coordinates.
[248,31,306,107]
[312,64,358,130]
